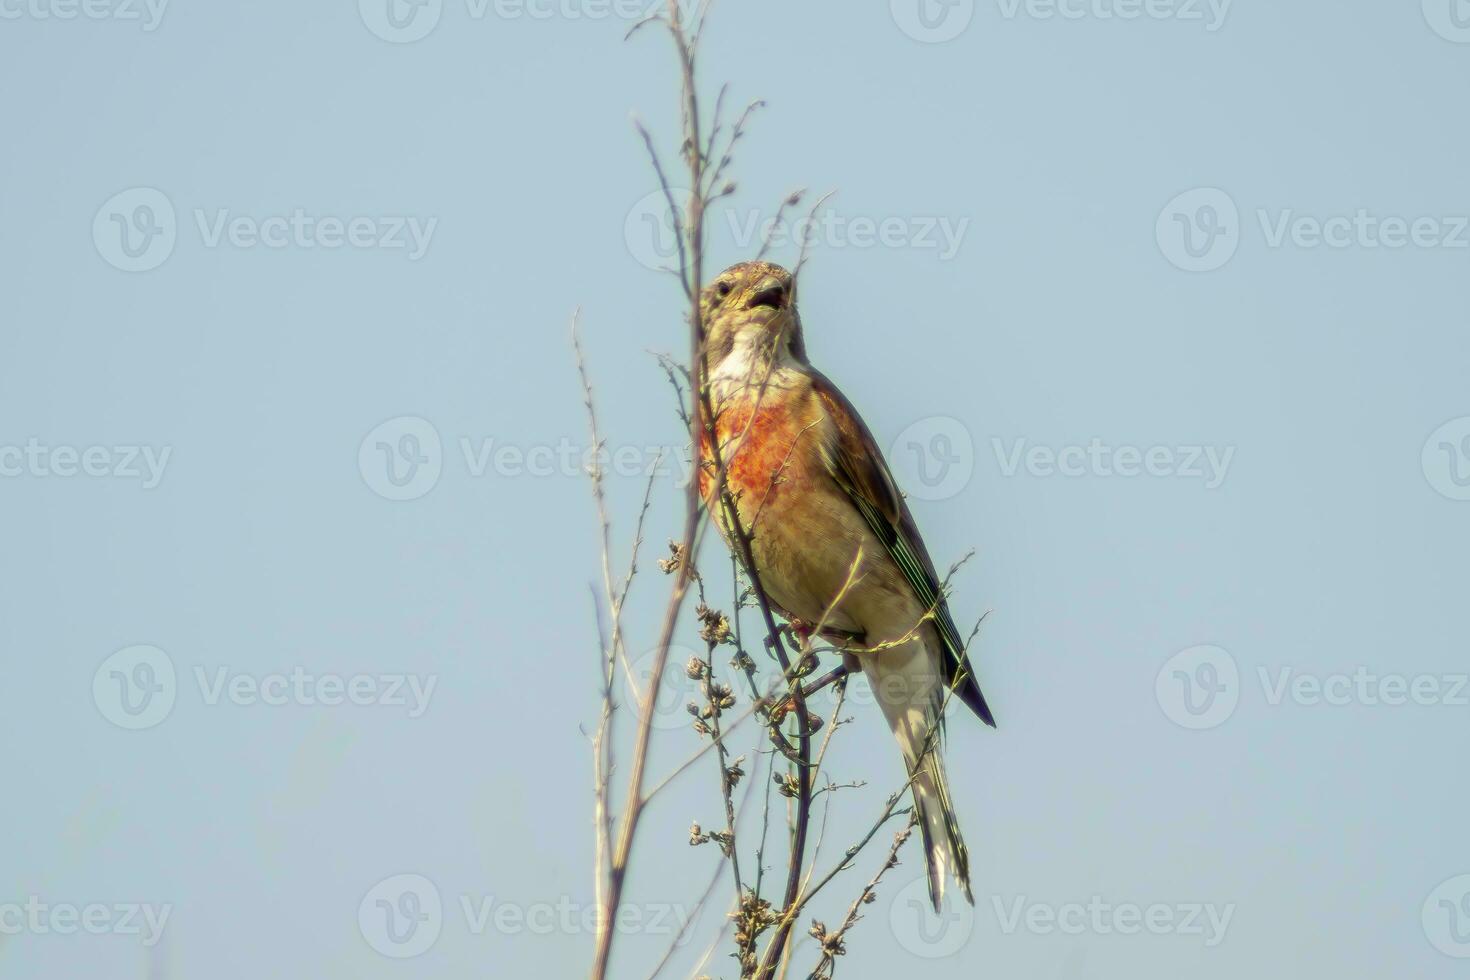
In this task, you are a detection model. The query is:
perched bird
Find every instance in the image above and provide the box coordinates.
[696,259,995,910]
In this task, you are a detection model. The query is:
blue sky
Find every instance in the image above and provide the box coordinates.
[2,1,1469,977]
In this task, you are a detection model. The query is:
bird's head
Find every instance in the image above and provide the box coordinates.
[699,260,807,371]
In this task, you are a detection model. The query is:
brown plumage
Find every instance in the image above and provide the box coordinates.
[697,260,994,909]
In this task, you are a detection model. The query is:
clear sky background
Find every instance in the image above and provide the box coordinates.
[3,1,1469,977]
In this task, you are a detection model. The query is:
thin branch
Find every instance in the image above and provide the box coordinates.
[590,4,718,975]
[808,817,917,978]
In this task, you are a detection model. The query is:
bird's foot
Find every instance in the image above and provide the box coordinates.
[767,664,851,726]
[786,620,816,649]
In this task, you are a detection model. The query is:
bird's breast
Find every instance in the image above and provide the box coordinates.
[697,395,820,517]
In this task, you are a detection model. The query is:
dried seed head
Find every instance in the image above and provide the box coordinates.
[695,604,732,645]
[724,756,746,790]
[657,540,684,574]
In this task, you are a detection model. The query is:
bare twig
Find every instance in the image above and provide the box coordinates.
[808,818,917,978]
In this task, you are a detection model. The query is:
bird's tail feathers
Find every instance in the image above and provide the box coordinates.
[865,645,974,911]
[910,741,973,910]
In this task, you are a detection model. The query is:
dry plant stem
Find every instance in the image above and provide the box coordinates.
[590,62,709,965]
[640,694,761,805]
[588,368,701,980]
[590,3,793,976]
[579,316,662,929]
[589,584,615,923]
[809,816,917,979]
[576,318,656,702]
[693,591,743,892]
[685,595,745,895]
[782,789,916,932]
[645,745,769,980]
[786,676,856,928]
[645,3,818,974]
[747,616,812,980]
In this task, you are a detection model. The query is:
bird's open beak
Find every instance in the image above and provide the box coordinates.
[747,277,788,311]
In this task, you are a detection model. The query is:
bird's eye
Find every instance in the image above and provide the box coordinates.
[715,281,732,299]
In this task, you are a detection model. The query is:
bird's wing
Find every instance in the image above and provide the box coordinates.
[809,369,995,728]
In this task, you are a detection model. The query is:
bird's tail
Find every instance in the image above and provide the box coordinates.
[864,642,973,911]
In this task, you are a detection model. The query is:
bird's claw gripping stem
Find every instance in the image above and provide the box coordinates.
[767,665,851,726]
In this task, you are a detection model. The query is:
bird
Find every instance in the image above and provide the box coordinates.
[695,259,995,910]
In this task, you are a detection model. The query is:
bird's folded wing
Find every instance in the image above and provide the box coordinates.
[809,371,995,728]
